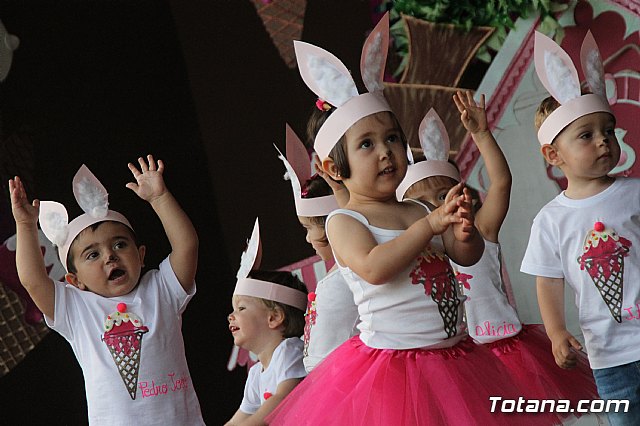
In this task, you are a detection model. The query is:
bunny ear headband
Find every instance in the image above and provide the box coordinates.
[274,124,339,217]
[535,30,612,145]
[396,109,460,201]
[234,218,307,311]
[38,165,132,271]
[294,12,392,160]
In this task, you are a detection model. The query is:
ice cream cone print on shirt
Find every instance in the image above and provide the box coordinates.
[577,222,632,323]
[102,303,149,399]
[410,248,461,337]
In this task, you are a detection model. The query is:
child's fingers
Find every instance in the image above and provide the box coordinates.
[157,159,165,174]
[479,93,486,109]
[568,335,583,351]
[147,154,156,171]
[125,182,139,192]
[128,162,142,177]
[137,157,149,172]
[453,92,465,114]
[465,90,476,107]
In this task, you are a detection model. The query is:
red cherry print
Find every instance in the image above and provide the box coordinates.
[594,222,605,232]
[264,392,273,400]
[117,303,127,313]
[307,292,316,302]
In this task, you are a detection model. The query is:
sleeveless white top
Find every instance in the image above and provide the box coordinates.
[326,208,466,350]
[452,239,522,344]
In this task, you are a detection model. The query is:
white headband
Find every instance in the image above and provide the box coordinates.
[294,13,393,160]
[396,108,460,201]
[38,165,132,271]
[534,31,612,145]
[234,218,307,311]
[275,124,339,217]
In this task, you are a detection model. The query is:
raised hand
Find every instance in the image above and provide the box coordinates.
[126,155,168,203]
[9,176,39,226]
[453,90,488,135]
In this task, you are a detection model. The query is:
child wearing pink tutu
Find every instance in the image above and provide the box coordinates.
[397,91,598,423]
[267,14,555,426]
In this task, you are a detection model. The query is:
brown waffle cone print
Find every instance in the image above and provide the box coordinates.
[411,249,461,337]
[577,222,632,323]
[102,303,149,399]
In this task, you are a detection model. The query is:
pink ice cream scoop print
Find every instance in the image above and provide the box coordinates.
[411,248,461,337]
[102,303,149,399]
[577,222,632,323]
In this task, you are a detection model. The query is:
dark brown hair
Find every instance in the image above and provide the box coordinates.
[248,270,308,338]
[300,174,332,230]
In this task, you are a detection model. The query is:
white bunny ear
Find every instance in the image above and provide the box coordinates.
[534,31,580,104]
[39,201,69,247]
[419,109,450,162]
[360,12,389,93]
[73,164,109,218]
[274,142,303,198]
[294,41,358,107]
[285,124,312,183]
[580,31,606,98]
[405,143,414,165]
[236,218,263,280]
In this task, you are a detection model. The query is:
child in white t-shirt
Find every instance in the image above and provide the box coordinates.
[520,31,640,426]
[226,220,307,426]
[9,156,204,425]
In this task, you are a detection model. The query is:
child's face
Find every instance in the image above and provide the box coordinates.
[406,176,459,208]
[341,112,407,198]
[228,295,272,351]
[65,221,145,298]
[550,112,620,181]
[298,216,333,262]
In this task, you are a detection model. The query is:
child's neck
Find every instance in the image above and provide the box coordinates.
[253,335,285,370]
[564,175,615,200]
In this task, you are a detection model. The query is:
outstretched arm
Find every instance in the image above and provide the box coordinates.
[126,155,198,292]
[225,378,303,426]
[453,91,511,242]
[537,276,582,369]
[9,177,55,319]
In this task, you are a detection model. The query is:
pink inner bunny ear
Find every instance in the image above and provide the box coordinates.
[294,41,358,107]
[534,31,580,104]
[419,109,450,161]
[580,31,606,97]
[72,164,109,218]
[285,124,312,183]
[360,12,389,93]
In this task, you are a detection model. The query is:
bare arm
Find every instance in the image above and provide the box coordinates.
[443,186,484,266]
[225,378,303,426]
[453,91,511,242]
[9,177,55,319]
[329,187,464,285]
[536,276,582,369]
[126,155,198,292]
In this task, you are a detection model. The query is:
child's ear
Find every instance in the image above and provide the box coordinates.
[65,273,86,290]
[541,143,563,166]
[138,245,146,268]
[267,307,285,330]
[322,158,342,181]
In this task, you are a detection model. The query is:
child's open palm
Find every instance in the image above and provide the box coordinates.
[454,90,487,134]
[427,182,465,235]
[9,176,39,226]
[126,155,168,202]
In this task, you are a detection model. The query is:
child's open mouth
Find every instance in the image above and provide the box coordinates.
[229,325,240,333]
[108,269,126,281]
[379,166,395,175]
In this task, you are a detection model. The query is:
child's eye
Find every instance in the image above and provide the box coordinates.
[580,132,592,140]
[438,192,447,201]
[386,134,399,143]
[86,251,99,260]
[606,128,616,136]
[238,306,245,311]
[114,241,127,249]
[360,140,372,149]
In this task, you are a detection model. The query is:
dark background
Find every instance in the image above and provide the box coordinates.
[0,0,374,424]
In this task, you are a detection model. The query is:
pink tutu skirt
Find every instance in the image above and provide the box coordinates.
[267,336,559,425]
[485,324,598,420]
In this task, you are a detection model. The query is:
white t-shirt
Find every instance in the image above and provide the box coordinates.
[521,178,640,369]
[46,257,204,425]
[453,240,522,344]
[327,209,466,350]
[239,337,306,414]
[303,268,359,372]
